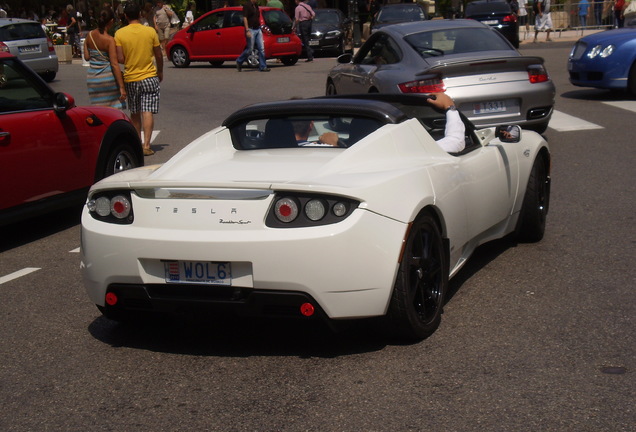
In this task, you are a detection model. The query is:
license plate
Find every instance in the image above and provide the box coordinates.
[482,20,499,25]
[277,37,290,43]
[473,100,506,114]
[19,45,40,53]
[164,260,232,285]
[309,40,320,46]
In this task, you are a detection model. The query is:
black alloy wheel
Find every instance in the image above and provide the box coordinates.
[387,212,448,341]
[516,155,550,242]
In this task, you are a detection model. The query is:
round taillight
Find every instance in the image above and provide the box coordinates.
[110,195,131,219]
[333,202,347,217]
[94,196,111,217]
[274,197,298,223]
[305,199,326,221]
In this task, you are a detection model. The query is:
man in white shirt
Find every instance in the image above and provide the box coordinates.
[426,93,466,153]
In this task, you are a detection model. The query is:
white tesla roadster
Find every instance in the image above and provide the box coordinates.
[80,95,550,340]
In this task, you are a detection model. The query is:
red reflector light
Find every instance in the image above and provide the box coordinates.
[300,303,315,317]
[398,77,445,94]
[105,292,118,306]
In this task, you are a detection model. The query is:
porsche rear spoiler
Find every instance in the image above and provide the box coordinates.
[417,56,547,77]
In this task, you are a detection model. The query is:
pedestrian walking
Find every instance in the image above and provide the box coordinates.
[115,1,163,156]
[153,0,175,57]
[293,0,315,62]
[533,0,553,42]
[236,0,270,72]
[84,8,126,109]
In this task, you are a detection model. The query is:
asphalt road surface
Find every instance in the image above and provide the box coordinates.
[1,41,634,431]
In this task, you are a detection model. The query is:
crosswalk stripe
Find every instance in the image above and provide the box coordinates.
[602,101,636,113]
[0,268,41,285]
[549,110,603,132]
[141,130,160,144]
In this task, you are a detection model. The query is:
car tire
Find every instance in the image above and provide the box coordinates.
[247,49,259,67]
[281,56,298,66]
[101,142,141,179]
[170,46,190,68]
[326,80,337,95]
[628,61,636,96]
[41,71,56,82]
[387,212,448,341]
[516,155,550,242]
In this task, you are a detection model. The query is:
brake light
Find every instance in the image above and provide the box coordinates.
[528,65,550,83]
[398,76,446,94]
[503,14,517,23]
[0,41,9,53]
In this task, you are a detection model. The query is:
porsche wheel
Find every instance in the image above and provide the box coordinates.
[101,142,140,179]
[326,80,337,96]
[387,213,448,341]
[516,155,550,242]
[170,46,190,68]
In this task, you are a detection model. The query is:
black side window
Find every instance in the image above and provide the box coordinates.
[195,12,224,31]
[226,11,244,28]
[0,60,52,113]
[358,34,401,65]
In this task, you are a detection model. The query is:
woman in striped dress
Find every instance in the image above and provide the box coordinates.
[83,9,126,109]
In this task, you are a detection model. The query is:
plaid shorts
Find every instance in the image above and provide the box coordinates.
[125,76,160,114]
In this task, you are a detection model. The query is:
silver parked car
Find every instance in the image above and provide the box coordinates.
[326,19,555,132]
[0,18,58,82]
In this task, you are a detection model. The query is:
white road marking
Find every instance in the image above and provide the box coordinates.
[549,110,603,132]
[602,101,636,113]
[70,247,80,253]
[0,268,41,285]
[141,130,160,143]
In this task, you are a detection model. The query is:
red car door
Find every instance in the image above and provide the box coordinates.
[0,61,95,210]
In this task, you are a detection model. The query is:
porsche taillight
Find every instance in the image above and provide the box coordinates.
[528,65,550,83]
[398,76,446,94]
[47,38,55,53]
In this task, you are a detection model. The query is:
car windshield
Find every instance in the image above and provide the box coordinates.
[376,6,425,24]
[0,22,45,41]
[263,9,293,34]
[230,115,383,150]
[314,10,340,25]
[404,27,512,57]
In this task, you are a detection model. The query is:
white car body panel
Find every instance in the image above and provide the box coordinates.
[81,97,549,321]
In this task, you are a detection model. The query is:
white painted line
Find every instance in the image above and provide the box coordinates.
[70,247,80,253]
[602,101,636,113]
[0,267,41,285]
[141,130,160,144]
[549,110,603,132]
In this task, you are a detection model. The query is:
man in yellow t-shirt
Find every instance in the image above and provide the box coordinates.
[115,1,163,156]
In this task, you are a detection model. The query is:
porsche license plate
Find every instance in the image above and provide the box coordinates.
[164,261,232,285]
[277,37,290,43]
[473,100,506,114]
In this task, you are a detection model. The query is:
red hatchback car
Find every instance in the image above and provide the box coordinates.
[166,6,302,68]
[0,52,142,226]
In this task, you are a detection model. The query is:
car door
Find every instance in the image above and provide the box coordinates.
[187,10,227,58]
[0,59,94,210]
[335,32,401,93]
[457,143,520,239]
[221,10,249,56]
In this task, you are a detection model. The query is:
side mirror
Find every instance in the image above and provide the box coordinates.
[53,92,75,114]
[495,125,521,143]
[337,53,352,64]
